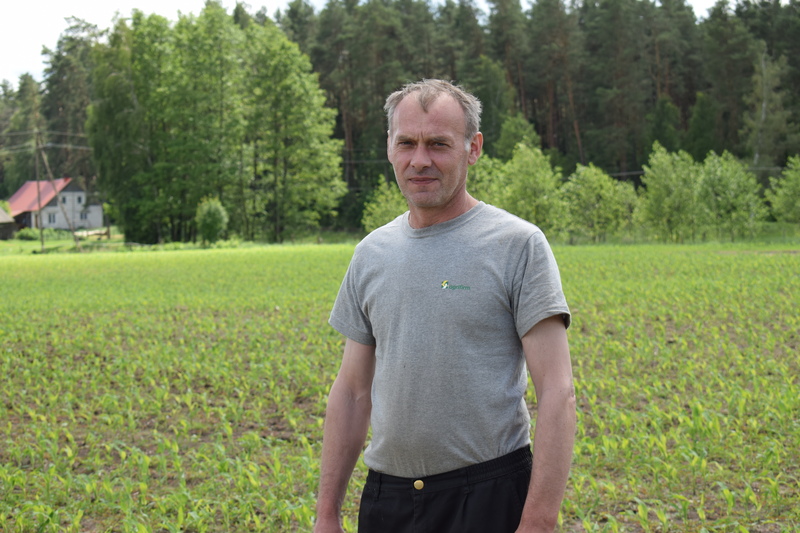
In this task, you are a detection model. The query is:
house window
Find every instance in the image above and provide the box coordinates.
[48,213,57,224]
[62,196,66,203]
[80,212,88,221]
[77,196,83,204]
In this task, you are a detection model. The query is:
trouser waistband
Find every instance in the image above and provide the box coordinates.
[365,446,532,493]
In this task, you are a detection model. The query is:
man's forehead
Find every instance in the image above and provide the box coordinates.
[391,93,466,132]
[400,91,458,113]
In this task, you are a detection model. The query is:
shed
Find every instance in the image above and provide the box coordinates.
[0,207,14,240]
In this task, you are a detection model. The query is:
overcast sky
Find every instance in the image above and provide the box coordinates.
[2,0,720,90]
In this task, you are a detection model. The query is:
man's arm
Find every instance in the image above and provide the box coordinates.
[314,338,376,533]
[517,315,576,533]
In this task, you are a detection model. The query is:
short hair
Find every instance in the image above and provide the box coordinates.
[384,79,482,143]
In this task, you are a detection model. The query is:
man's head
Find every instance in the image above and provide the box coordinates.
[384,79,482,147]
[384,79,484,227]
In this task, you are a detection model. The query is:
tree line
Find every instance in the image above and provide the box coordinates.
[0,0,798,243]
[364,142,800,243]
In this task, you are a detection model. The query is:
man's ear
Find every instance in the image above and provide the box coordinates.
[468,132,483,165]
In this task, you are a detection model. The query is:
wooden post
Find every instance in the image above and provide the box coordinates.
[35,141,44,253]
[36,131,82,251]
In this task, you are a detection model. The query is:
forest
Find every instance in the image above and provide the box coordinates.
[0,0,798,243]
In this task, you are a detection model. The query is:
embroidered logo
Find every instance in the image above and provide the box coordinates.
[441,280,471,291]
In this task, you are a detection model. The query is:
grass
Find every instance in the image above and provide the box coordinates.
[0,242,798,531]
[555,243,799,531]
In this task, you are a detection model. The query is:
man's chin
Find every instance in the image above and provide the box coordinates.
[403,193,443,209]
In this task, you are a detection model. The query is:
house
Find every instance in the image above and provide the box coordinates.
[8,178,103,231]
[0,207,14,239]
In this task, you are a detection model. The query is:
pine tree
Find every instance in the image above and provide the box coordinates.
[700,0,758,155]
[41,18,98,184]
[5,74,44,196]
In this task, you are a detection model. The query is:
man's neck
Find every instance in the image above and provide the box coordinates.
[407,194,479,229]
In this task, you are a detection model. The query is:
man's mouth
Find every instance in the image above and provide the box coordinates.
[408,177,437,185]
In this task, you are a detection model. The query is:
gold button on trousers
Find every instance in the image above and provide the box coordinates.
[413,480,424,490]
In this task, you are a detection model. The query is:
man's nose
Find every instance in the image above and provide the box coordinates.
[410,145,431,170]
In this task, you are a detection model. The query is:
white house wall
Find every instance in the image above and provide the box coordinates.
[41,191,103,230]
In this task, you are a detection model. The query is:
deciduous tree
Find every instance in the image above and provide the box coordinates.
[196,196,229,245]
[740,42,794,171]
[766,155,800,224]
[562,164,625,241]
[640,142,702,242]
[493,143,567,233]
[361,176,406,232]
[698,151,766,239]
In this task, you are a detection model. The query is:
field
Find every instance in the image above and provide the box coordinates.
[1,243,798,532]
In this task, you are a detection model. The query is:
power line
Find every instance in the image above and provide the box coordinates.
[3,130,89,138]
[42,142,92,151]
[0,143,34,154]
[0,142,92,155]
[609,170,644,177]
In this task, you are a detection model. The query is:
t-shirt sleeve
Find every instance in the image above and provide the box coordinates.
[329,251,376,346]
[513,230,571,338]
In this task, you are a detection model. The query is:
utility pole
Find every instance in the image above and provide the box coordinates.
[36,130,82,251]
[35,141,44,253]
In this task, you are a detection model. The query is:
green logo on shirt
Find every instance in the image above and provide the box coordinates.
[441,280,470,291]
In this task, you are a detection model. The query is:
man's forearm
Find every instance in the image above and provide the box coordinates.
[315,377,372,525]
[518,386,576,532]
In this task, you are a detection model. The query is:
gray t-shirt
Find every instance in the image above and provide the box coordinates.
[329,202,570,477]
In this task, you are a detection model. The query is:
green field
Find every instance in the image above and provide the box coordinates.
[1,243,798,532]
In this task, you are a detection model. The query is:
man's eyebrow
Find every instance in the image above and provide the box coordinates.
[393,133,455,144]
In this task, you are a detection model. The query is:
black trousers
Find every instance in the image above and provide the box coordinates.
[358,447,532,533]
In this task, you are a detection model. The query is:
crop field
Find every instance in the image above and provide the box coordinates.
[1,243,798,532]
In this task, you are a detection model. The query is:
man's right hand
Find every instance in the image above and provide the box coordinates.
[314,339,376,533]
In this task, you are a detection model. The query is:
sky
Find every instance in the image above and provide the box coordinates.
[1,0,720,90]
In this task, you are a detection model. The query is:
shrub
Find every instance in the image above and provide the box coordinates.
[640,143,702,242]
[195,197,229,245]
[494,144,567,234]
[698,151,767,240]
[15,228,40,241]
[562,164,626,242]
[767,156,800,224]
[15,227,73,241]
[361,177,407,233]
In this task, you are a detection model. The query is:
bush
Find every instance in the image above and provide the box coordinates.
[562,164,627,242]
[698,151,766,240]
[195,197,229,245]
[493,144,567,234]
[15,227,73,241]
[640,143,702,242]
[767,156,800,224]
[361,177,407,233]
[15,228,40,241]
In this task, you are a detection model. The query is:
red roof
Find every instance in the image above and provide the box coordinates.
[8,178,72,217]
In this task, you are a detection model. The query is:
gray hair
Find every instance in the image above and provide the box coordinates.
[384,79,482,143]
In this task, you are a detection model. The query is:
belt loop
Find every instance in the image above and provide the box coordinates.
[462,467,472,494]
[374,472,382,501]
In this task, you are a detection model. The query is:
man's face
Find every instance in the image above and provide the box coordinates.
[387,94,482,214]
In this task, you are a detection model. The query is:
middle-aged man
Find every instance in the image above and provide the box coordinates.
[314,79,576,533]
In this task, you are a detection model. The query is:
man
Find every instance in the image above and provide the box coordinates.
[315,79,575,533]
